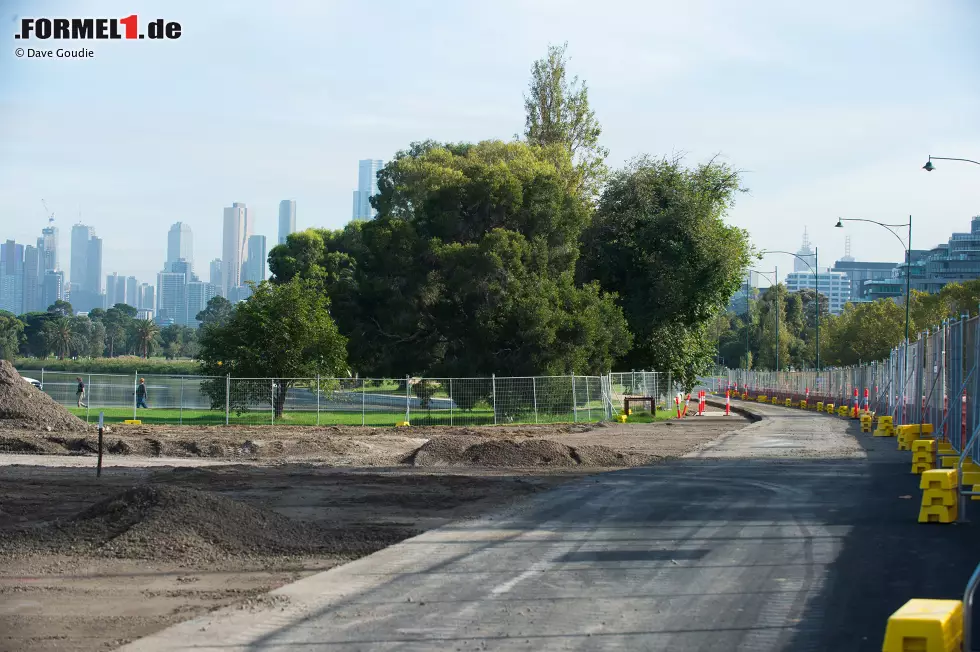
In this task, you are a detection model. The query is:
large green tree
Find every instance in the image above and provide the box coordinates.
[523,42,608,199]
[270,140,630,378]
[579,155,751,385]
[0,311,25,360]
[198,278,348,417]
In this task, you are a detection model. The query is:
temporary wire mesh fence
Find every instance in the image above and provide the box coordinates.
[18,370,675,427]
[721,312,980,462]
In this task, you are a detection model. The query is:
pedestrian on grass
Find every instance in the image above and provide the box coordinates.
[136,377,149,409]
[76,377,87,408]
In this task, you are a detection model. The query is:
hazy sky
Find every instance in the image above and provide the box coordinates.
[1,0,978,287]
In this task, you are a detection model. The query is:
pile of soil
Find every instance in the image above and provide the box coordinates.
[1,485,416,562]
[0,361,89,432]
[407,435,649,468]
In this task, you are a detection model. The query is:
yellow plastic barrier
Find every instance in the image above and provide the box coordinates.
[122,419,142,425]
[882,599,962,652]
[785,398,792,407]
[799,400,807,409]
[919,469,959,523]
[396,421,411,427]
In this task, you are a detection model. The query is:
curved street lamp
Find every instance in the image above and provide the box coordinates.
[923,155,980,172]
[746,267,778,371]
[760,249,819,371]
[835,216,913,416]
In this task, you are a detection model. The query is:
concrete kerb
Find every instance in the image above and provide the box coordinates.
[703,396,764,422]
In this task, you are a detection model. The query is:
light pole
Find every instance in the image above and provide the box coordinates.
[749,268,778,371]
[760,249,820,371]
[922,155,980,172]
[835,216,913,416]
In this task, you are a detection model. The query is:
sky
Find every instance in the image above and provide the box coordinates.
[1,0,978,288]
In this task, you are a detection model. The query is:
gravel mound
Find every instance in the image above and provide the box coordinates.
[2,485,414,562]
[408,435,646,468]
[0,361,89,432]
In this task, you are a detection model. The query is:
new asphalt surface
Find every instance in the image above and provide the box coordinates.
[122,403,980,651]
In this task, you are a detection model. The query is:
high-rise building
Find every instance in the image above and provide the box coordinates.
[39,221,58,272]
[41,270,64,310]
[69,225,102,312]
[156,271,186,325]
[23,245,42,313]
[167,222,193,270]
[209,258,222,289]
[186,281,217,325]
[137,283,155,312]
[0,240,25,315]
[244,235,267,284]
[785,269,852,315]
[352,159,383,220]
[278,200,296,245]
[125,276,138,307]
[104,272,127,308]
[794,229,817,273]
[221,203,251,297]
[831,260,899,302]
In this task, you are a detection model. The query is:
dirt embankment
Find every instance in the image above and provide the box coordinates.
[0,360,89,432]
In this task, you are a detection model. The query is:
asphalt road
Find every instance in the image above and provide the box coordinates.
[122,404,980,652]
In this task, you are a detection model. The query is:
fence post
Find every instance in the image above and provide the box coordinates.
[572,374,578,423]
[133,371,138,420]
[532,376,538,424]
[492,374,497,425]
[316,375,320,426]
[179,375,184,426]
[86,372,91,423]
[586,377,593,421]
[449,378,454,427]
[40,368,44,391]
[361,377,366,426]
[225,374,230,426]
[405,375,411,423]
[271,379,275,425]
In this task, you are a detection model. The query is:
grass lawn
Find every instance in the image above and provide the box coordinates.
[619,410,675,424]
[66,406,612,427]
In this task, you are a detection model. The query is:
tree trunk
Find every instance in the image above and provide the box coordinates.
[274,381,289,418]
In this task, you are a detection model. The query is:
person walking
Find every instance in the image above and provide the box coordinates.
[136,377,149,409]
[76,377,87,408]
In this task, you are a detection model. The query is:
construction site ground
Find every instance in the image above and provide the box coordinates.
[0,413,747,652]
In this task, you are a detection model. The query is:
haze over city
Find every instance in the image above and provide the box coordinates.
[1,0,977,285]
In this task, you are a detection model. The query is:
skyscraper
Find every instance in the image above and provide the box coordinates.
[0,240,25,315]
[105,272,126,308]
[156,272,186,325]
[137,283,155,312]
[69,224,102,312]
[221,203,251,298]
[244,235,267,284]
[209,258,222,289]
[167,222,193,270]
[278,200,296,245]
[125,276,138,307]
[23,245,41,313]
[186,281,217,325]
[352,159,383,220]
[41,270,64,310]
[39,221,58,272]
[795,229,817,273]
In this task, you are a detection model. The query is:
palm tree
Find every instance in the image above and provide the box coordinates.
[44,317,81,360]
[133,319,160,358]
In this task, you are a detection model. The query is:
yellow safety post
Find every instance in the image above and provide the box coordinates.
[816,401,824,412]
[838,405,850,418]
[860,413,873,433]
[826,403,835,414]
[799,400,807,409]
[918,469,959,523]
[874,416,895,438]
[881,599,963,652]
[911,439,937,474]
[785,398,793,407]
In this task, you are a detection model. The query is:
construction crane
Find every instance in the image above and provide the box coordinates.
[41,199,54,224]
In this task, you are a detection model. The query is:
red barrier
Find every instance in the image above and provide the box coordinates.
[725,390,731,415]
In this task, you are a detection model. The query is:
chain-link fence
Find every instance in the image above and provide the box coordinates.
[722,312,980,462]
[16,370,673,427]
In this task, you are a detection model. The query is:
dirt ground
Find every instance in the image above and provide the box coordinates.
[0,415,747,652]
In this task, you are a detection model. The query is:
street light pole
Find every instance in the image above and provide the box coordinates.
[759,249,819,371]
[744,271,750,371]
[775,265,779,372]
[923,155,980,171]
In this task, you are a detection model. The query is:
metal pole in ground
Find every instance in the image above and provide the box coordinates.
[179,375,184,426]
[271,379,275,425]
[405,375,411,424]
[572,374,578,423]
[449,378,454,427]
[585,377,592,421]
[532,376,538,424]
[133,371,138,421]
[361,378,366,426]
[96,411,104,478]
[86,372,91,423]
[225,374,230,426]
[40,368,44,391]
[492,374,498,425]
[316,375,320,426]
